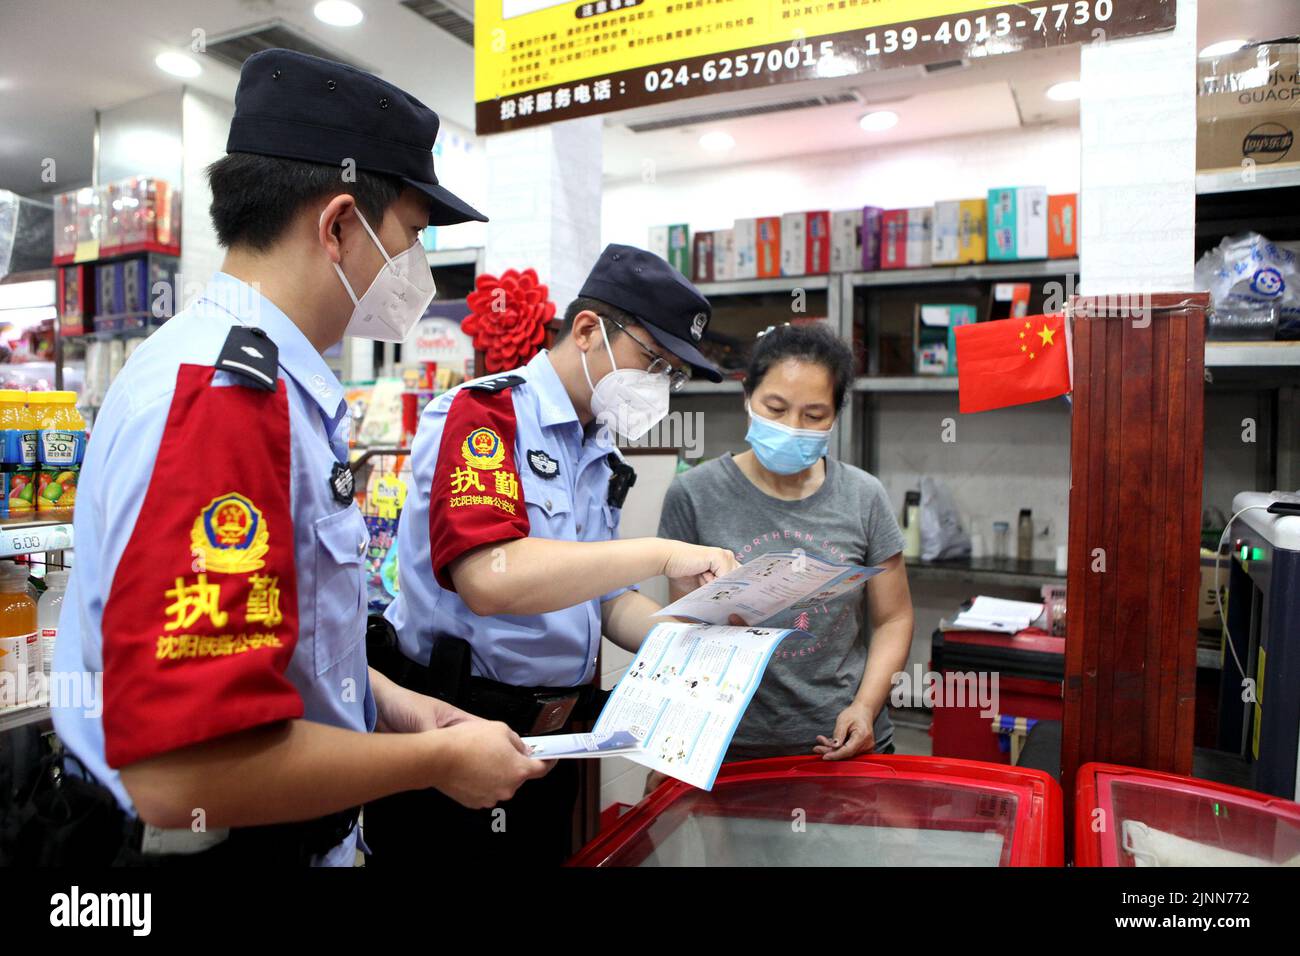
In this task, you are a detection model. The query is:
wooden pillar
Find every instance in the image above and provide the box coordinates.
[1062,292,1208,793]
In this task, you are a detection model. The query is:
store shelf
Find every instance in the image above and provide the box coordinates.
[0,516,74,557]
[853,376,959,393]
[679,379,744,395]
[906,555,1065,588]
[844,259,1079,288]
[425,247,483,269]
[696,275,832,297]
[1205,341,1300,368]
[1196,166,1300,195]
[0,701,51,734]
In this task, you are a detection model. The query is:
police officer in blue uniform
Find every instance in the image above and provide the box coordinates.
[366,244,739,866]
[41,50,548,866]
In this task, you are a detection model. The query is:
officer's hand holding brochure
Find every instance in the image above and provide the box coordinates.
[653,549,883,626]
[524,552,881,790]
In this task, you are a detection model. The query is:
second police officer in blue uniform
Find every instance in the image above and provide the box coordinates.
[367,244,739,866]
[47,50,551,866]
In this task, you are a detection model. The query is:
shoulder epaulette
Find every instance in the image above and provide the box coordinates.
[215,326,279,391]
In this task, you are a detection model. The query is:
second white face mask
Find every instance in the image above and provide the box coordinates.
[582,317,671,442]
[327,209,436,342]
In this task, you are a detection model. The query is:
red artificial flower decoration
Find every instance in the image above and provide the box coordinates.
[461,268,556,373]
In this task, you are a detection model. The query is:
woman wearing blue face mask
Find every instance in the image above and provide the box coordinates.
[656,323,915,769]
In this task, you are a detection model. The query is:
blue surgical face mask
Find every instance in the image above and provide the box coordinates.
[745,402,832,475]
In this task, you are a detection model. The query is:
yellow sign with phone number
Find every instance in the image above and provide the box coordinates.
[472,0,1175,134]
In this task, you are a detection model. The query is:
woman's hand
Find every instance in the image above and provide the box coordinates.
[814,701,876,760]
[643,769,671,797]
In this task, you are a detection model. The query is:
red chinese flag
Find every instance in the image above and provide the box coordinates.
[955,314,1071,413]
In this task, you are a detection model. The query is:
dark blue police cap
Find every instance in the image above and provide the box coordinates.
[579,244,721,383]
[226,49,486,226]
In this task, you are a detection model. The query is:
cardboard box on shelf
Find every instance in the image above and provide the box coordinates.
[755,216,781,277]
[782,211,831,275]
[648,225,669,261]
[692,231,715,283]
[831,208,863,272]
[987,186,1048,261]
[57,264,94,336]
[862,206,884,271]
[714,228,736,281]
[733,218,758,279]
[915,304,978,375]
[989,282,1032,322]
[666,223,690,275]
[780,212,805,276]
[881,207,932,270]
[1197,42,1299,173]
[806,210,830,274]
[932,199,988,265]
[1047,194,1078,259]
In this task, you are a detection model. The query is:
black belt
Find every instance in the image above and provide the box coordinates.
[465,676,598,736]
[366,617,605,736]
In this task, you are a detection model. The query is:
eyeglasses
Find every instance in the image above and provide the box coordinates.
[603,315,692,392]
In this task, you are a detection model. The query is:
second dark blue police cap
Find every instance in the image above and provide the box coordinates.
[226,49,487,226]
[580,244,722,383]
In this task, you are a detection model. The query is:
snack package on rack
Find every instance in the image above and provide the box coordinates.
[362,456,408,611]
[1194,232,1300,339]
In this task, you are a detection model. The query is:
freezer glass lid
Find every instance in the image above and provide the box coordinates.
[1105,779,1300,867]
[604,776,1020,867]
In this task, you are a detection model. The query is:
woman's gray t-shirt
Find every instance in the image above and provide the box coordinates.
[657,453,906,761]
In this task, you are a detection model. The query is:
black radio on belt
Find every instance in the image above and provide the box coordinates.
[605,454,637,508]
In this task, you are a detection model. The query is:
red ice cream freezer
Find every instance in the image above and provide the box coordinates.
[571,755,1064,867]
[1074,763,1300,866]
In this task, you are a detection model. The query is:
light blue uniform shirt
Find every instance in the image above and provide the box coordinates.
[52,272,375,867]
[386,350,630,688]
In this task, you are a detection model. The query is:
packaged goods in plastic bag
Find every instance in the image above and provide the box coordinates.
[920,475,971,561]
[1194,232,1299,339]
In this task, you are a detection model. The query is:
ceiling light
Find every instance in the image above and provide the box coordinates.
[1046,80,1081,102]
[858,110,899,132]
[699,130,735,152]
[314,1,365,27]
[155,51,201,79]
[1200,39,1247,58]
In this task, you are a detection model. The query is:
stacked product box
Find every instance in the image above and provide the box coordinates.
[831,209,863,272]
[692,231,716,283]
[57,265,95,336]
[931,199,988,265]
[733,218,758,279]
[648,224,691,275]
[915,304,979,375]
[100,177,180,256]
[94,254,179,333]
[1047,194,1078,259]
[755,216,781,277]
[781,211,830,276]
[714,228,736,281]
[987,187,1048,261]
[666,223,690,276]
[861,206,884,271]
[880,208,932,270]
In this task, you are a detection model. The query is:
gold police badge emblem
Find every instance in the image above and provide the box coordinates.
[190,492,271,574]
[461,426,505,470]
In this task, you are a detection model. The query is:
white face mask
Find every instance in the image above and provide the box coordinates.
[326,208,436,342]
[581,316,671,441]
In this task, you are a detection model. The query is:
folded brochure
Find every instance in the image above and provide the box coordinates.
[521,730,641,759]
[653,549,883,626]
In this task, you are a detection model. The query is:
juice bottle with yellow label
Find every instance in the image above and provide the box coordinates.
[36,392,86,513]
[0,560,38,707]
[0,390,37,517]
